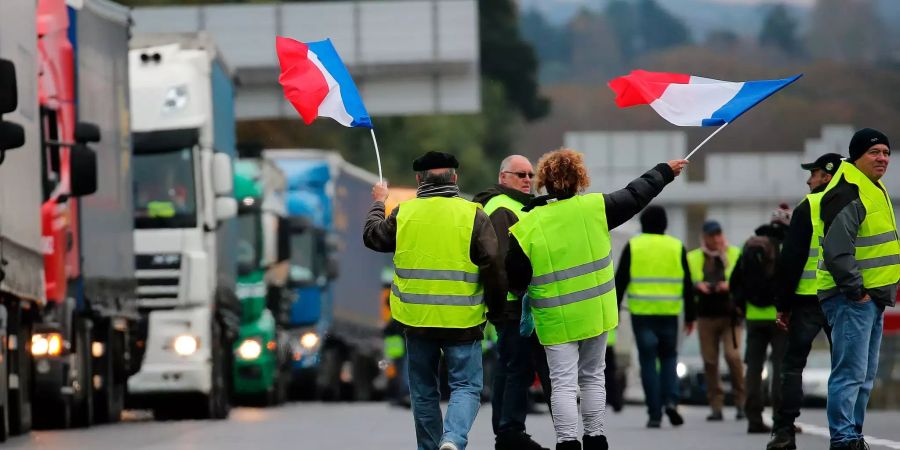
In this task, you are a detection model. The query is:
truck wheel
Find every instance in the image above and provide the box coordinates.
[0,305,9,442]
[351,352,374,402]
[93,322,124,423]
[8,305,32,435]
[316,347,341,402]
[71,317,93,428]
[200,322,230,420]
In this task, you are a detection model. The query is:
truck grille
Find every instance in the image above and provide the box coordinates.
[135,254,181,308]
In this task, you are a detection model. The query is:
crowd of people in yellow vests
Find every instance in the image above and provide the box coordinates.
[364,127,896,450]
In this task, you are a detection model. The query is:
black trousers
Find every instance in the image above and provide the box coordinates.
[773,301,833,432]
[745,320,788,425]
[491,320,552,435]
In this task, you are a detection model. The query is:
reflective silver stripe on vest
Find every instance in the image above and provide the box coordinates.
[530,279,616,309]
[800,270,817,280]
[857,254,900,270]
[395,268,480,283]
[808,248,819,258]
[631,277,682,284]
[628,294,682,301]
[531,255,612,286]
[391,284,483,307]
[856,230,899,247]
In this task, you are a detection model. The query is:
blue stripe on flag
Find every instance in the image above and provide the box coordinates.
[307,39,373,129]
[705,74,802,126]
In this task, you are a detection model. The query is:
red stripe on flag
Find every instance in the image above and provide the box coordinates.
[607,70,691,108]
[276,36,329,125]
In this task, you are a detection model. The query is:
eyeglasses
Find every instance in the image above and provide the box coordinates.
[502,171,535,179]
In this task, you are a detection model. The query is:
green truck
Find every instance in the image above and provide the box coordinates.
[232,158,293,405]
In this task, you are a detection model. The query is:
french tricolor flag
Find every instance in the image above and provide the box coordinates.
[276,36,372,128]
[608,70,801,127]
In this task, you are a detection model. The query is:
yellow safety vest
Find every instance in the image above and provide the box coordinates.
[794,192,825,296]
[815,162,900,296]
[686,246,741,284]
[390,197,486,328]
[510,193,618,346]
[484,194,527,301]
[626,234,685,316]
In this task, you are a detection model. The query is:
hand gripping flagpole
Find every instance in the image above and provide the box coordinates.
[371,129,383,183]
[683,122,730,161]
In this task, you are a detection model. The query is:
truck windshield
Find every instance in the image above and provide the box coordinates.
[236,211,261,276]
[133,148,198,229]
[289,231,318,285]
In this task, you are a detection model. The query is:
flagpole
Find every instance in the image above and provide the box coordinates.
[684,122,730,161]
[371,129,383,183]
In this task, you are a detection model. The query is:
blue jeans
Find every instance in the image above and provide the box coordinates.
[407,336,483,450]
[492,320,535,435]
[820,294,885,445]
[631,315,680,420]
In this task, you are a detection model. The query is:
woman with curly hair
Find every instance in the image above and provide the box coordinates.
[507,148,687,450]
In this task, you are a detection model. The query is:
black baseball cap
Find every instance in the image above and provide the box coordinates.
[800,153,844,175]
[702,220,722,235]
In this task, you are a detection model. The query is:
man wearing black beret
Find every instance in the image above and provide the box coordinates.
[816,128,898,450]
[364,151,503,450]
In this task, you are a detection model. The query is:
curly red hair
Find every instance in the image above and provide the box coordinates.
[536,148,591,196]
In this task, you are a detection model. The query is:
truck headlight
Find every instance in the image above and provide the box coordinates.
[237,338,263,361]
[32,333,64,357]
[173,334,199,356]
[162,85,189,113]
[676,362,688,378]
[300,332,319,350]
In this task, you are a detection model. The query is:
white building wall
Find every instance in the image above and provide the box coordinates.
[565,125,896,251]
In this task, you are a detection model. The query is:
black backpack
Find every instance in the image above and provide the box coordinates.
[737,236,779,307]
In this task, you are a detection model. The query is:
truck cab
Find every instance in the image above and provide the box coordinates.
[232,158,292,405]
[127,34,239,420]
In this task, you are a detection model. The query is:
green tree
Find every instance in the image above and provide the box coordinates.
[605,0,690,61]
[480,0,550,121]
[759,4,800,55]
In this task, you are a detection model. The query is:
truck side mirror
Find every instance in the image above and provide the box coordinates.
[277,216,291,262]
[212,153,234,196]
[0,59,18,115]
[0,121,25,151]
[74,122,100,144]
[215,196,237,221]
[70,144,98,197]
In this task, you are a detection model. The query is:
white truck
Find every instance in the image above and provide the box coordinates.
[0,0,44,440]
[127,33,239,420]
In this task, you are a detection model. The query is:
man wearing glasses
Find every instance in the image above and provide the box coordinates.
[474,155,550,450]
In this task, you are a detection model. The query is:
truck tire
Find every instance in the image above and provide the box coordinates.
[93,322,124,424]
[351,352,374,402]
[8,304,32,435]
[198,321,230,420]
[71,317,93,428]
[316,347,342,402]
[0,305,10,442]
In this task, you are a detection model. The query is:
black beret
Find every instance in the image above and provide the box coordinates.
[412,151,459,171]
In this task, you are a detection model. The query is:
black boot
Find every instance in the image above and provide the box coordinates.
[766,428,796,450]
[664,406,684,426]
[496,431,549,450]
[556,440,581,450]
[583,434,608,450]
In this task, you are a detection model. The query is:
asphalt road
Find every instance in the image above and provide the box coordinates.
[6,403,900,449]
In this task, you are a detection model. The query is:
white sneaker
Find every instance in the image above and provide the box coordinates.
[438,442,459,450]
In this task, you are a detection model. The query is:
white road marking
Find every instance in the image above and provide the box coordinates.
[797,422,900,449]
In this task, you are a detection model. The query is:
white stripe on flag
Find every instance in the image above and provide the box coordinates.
[306,49,355,127]
[649,79,744,126]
